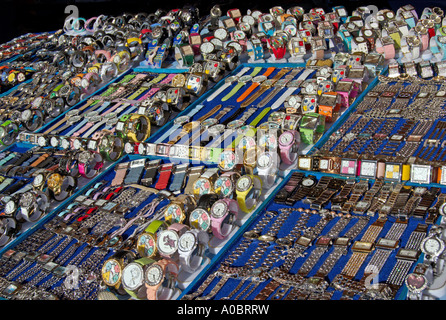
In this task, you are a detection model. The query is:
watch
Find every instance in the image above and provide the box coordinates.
[210,198,238,239]
[144,258,179,300]
[235,174,262,213]
[256,151,279,189]
[164,194,196,225]
[156,223,189,259]
[121,257,156,299]
[136,220,169,258]
[278,130,300,165]
[178,228,209,273]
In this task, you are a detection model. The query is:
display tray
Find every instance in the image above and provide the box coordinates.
[182,169,445,300]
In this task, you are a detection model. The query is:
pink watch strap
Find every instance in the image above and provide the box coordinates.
[211,198,238,239]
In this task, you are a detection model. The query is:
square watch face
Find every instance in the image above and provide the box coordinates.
[410,164,431,184]
[359,160,377,178]
[384,163,402,181]
[340,159,357,176]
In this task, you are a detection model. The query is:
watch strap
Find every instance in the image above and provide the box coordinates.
[154,163,175,190]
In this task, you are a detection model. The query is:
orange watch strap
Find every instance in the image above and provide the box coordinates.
[236,67,275,103]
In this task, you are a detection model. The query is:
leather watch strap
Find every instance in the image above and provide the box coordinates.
[155,163,175,190]
[235,67,275,102]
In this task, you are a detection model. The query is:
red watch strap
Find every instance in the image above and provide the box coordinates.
[155,164,174,190]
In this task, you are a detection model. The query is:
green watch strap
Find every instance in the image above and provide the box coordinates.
[146,220,165,234]
[148,73,167,85]
[249,107,271,127]
[221,67,262,101]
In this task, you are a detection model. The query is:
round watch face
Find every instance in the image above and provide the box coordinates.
[101,258,122,287]
[164,203,184,223]
[37,136,47,147]
[302,177,315,187]
[211,200,228,218]
[189,208,211,231]
[172,74,186,87]
[137,143,146,155]
[252,75,267,83]
[214,176,234,197]
[136,233,157,257]
[200,42,214,54]
[257,153,273,169]
[122,262,144,291]
[156,229,179,256]
[259,133,278,150]
[19,192,34,208]
[178,231,197,252]
[193,178,213,196]
[21,109,32,121]
[238,136,256,150]
[145,264,163,286]
[242,15,255,26]
[73,139,83,149]
[214,28,228,40]
[61,138,70,149]
[33,173,45,187]
[238,75,253,83]
[124,142,134,154]
[173,115,190,126]
[279,131,294,146]
[4,201,16,215]
[422,237,444,255]
[236,175,252,192]
[218,150,238,171]
[50,136,59,148]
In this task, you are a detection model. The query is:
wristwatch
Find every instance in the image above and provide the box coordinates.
[156,223,189,259]
[236,174,262,213]
[144,258,179,300]
[278,130,300,165]
[214,171,240,199]
[101,250,136,296]
[178,228,209,273]
[192,167,219,197]
[136,220,169,258]
[257,151,279,189]
[18,190,49,223]
[210,198,238,239]
[163,194,196,224]
[46,173,77,202]
[122,257,156,299]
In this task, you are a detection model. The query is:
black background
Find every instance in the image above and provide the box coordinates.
[1,0,445,43]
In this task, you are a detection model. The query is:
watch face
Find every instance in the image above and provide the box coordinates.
[101,258,122,287]
[37,136,47,147]
[236,175,252,192]
[164,203,184,223]
[157,229,179,256]
[422,237,444,255]
[259,133,278,150]
[200,42,214,54]
[178,231,197,252]
[298,157,312,170]
[73,139,83,150]
[301,177,315,187]
[385,163,401,181]
[32,173,45,187]
[61,138,70,149]
[359,161,377,178]
[238,136,256,150]
[218,150,238,171]
[301,96,318,113]
[4,201,16,215]
[175,145,189,158]
[214,176,234,197]
[193,178,213,196]
[211,200,228,218]
[285,95,302,108]
[190,208,211,231]
[257,153,273,169]
[279,131,294,146]
[19,192,34,208]
[124,142,134,154]
[186,75,203,93]
[405,273,427,292]
[242,15,255,26]
[122,263,144,291]
[137,233,157,257]
[340,159,357,175]
[145,264,163,286]
[410,165,431,184]
[137,143,146,155]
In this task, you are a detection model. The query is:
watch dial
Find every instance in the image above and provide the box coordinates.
[50,137,59,147]
[193,178,213,196]
[190,208,211,231]
[164,203,184,223]
[214,176,234,197]
[200,42,214,54]
[138,143,146,155]
[61,138,70,149]
[122,263,144,291]
[124,142,134,154]
[259,133,278,150]
[406,273,427,291]
[73,139,82,149]
[37,136,47,147]
[385,164,401,180]
[211,200,228,218]
[236,176,252,192]
[4,201,16,214]
[411,165,430,183]
[279,131,294,146]
[301,177,315,187]
[423,238,443,255]
[360,162,377,177]
[219,150,238,171]
[214,28,228,40]
[257,153,272,169]
[178,231,197,252]
[101,259,122,286]
[137,233,156,257]
[157,230,179,256]
[33,174,44,187]
[145,264,163,286]
[298,158,312,170]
